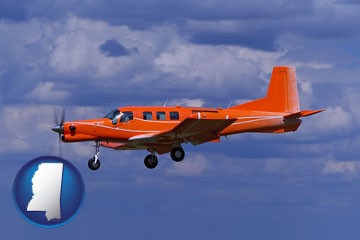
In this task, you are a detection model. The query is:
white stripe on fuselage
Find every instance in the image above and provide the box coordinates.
[66,121,161,133]
[232,116,283,125]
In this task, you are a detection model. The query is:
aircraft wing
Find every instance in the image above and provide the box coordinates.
[131,112,237,145]
[169,112,237,144]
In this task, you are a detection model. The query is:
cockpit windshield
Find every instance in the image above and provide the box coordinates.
[104,109,120,125]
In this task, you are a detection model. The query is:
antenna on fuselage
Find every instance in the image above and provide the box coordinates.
[163,100,168,107]
[226,101,233,109]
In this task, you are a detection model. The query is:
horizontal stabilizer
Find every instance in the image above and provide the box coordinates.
[284,109,325,119]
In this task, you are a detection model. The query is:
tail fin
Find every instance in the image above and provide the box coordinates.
[231,66,300,113]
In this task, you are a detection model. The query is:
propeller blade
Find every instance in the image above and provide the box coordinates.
[53,108,66,157]
[54,110,59,126]
[60,108,65,126]
[54,108,66,127]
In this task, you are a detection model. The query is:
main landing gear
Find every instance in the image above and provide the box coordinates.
[143,146,185,169]
[144,154,158,169]
[88,141,101,171]
[170,147,185,162]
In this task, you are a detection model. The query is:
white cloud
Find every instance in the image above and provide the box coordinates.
[26,82,69,103]
[290,61,333,70]
[47,16,137,80]
[299,80,313,95]
[0,104,104,155]
[233,99,253,105]
[297,80,314,109]
[167,98,205,107]
[0,15,292,106]
[165,154,207,176]
[300,106,351,135]
[323,160,360,178]
[345,87,360,126]
[0,15,357,180]
[154,43,283,91]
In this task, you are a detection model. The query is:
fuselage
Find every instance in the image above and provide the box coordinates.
[61,106,302,143]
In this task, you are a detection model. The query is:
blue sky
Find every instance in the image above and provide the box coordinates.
[1,0,360,239]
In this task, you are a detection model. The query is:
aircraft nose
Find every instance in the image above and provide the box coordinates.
[52,125,64,134]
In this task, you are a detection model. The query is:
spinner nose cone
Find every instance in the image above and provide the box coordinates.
[52,125,64,134]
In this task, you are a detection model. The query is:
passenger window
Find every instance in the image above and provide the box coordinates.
[143,111,152,120]
[170,111,179,120]
[156,112,166,120]
[120,111,133,122]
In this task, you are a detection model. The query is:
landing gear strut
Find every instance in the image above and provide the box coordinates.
[144,153,158,169]
[88,141,101,170]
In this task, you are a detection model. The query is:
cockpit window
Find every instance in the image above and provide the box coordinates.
[120,111,133,122]
[104,109,120,125]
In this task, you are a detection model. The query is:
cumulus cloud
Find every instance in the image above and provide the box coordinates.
[0,15,292,108]
[345,87,360,126]
[165,154,207,176]
[299,80,313,95]
[167,98,205,107]
[290,61,333,70]
[0,5,359,182]
[0,15,291,159]
[0,104,104,155]
[26,82,69,103]
[1,3,360,238]
[323,160,360,178]
[154,42,283,99]
[299,106,351,136]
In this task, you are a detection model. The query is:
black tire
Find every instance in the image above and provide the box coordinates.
[144,154,158,169]
[88,157,101,170]
[171,147,185,162]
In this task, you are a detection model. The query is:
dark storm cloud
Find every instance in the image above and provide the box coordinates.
[99,39,130,57]
[99,39,139,57]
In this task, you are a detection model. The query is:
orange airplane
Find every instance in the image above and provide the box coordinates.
[52,66,324,170]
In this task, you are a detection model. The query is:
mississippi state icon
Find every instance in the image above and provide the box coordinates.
[13,156,85,228]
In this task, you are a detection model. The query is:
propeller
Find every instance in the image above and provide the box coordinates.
[52,109,65,134]
[52,108,65,156]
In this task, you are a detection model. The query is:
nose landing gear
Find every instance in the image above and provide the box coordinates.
[88,141,101,171]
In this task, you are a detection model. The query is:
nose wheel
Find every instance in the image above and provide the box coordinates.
[88,141,101,171]
[88,157,101,170]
